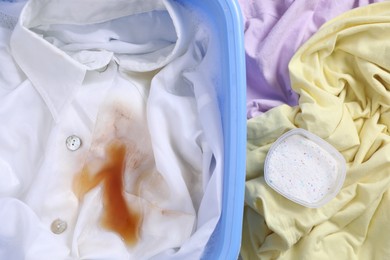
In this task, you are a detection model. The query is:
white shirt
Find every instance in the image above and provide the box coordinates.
[0,0,223,259]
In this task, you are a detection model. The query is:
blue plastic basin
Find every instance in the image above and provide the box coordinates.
[180,0,247,259]
[0,0,247,258]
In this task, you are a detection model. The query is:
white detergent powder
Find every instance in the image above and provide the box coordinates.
[266,134,339,204]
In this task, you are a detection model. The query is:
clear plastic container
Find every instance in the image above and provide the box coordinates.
[264,129,347,208]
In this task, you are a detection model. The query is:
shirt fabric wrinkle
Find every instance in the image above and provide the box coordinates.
[0,0,223,259]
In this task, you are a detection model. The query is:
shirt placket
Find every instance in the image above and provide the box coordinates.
[28,61,118,251]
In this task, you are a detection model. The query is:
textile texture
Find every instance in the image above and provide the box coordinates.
[241,0,382,118]
[243,2,390,259]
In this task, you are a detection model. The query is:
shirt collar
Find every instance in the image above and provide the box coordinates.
[10,0,188,121]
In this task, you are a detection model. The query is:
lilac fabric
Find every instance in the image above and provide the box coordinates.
[241,0,382,119]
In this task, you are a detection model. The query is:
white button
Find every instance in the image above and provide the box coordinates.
[66,135,82,151]
[51,219,67,234]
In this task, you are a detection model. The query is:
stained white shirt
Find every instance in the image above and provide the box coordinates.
[0,0,223,259]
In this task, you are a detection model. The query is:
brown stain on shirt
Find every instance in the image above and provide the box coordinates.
[73,139,142,246]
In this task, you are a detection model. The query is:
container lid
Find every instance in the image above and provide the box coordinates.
[264,128,346,208]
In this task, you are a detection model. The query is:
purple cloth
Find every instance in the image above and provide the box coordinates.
[240,0,381,119]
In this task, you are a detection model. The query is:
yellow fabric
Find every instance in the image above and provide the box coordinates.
[242,2,390,259]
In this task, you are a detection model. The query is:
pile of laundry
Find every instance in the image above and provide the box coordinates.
[241,0,390,259]
[2,0,390,259]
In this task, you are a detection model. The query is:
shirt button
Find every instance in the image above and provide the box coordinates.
[51,219,67,234]
[66,135,82,151]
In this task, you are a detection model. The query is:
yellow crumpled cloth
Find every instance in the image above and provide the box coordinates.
[242,2,390,259]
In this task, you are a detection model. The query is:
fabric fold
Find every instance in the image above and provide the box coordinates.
[243,2,390,259]
[240,0,382,119]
